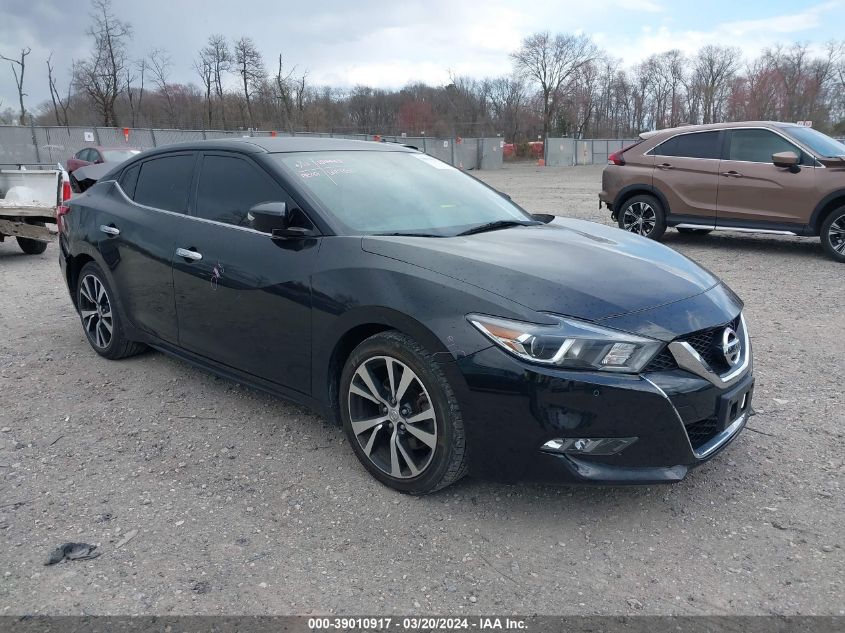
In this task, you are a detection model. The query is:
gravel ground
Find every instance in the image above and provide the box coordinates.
[0,163,842,616]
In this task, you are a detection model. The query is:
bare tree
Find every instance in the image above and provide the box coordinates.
[694,45,739,124]
[511,32,596,139]
[273,54,298,132]
[73,0,133,125]
[488,75,525,141]
[202,34,231,128]
[1,47,31,124]
[233,36,266,129]
[194,52,214,128]
[47,52,71,126]
[149,49,175,125]
[125,58,147,128]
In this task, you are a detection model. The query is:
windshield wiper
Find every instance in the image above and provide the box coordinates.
[456,220,538,236]
[374,231,443,237]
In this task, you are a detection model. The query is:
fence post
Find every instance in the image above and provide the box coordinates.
[93,127,101,145]
[450,139,455,166]
[150,128,157,147]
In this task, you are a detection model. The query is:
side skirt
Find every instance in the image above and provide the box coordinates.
[145,337,328,419]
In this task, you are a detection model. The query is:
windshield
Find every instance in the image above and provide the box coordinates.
[102,149,141,162]
[272,150,532,236]
[785,127,845,158]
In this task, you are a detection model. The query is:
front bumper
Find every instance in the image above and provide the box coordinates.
[451,345,753,485]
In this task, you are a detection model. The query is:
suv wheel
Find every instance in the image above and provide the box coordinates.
[618,195,666,240]
[820,206,845,263]
[339,331,467,494]
[76,262,146,359]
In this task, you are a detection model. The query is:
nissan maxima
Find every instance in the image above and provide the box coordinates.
[58,138,754,494]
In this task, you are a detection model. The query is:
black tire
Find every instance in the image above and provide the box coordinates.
[339,331,467,494]
[76,261,146,359]
[820,206,845,263]
[617,194,666,240]
[676,227,712,236]
[16,237,48,255]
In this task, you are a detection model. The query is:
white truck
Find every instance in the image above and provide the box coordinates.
[0,164,70,255]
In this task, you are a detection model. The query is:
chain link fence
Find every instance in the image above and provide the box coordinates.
[0,125,505,170]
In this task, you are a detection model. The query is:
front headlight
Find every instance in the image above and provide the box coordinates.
[468,314,663,373]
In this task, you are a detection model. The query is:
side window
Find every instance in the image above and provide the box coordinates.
[118,164,140,199]
[134,154,195,213]
[79,149,93,161]
[656,131,720,159]
[195,155,292,232]
[727,129,806,164]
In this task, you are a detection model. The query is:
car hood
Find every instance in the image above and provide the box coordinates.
[362,218,720,322]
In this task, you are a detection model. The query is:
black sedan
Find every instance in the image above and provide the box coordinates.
[58,138,753,494]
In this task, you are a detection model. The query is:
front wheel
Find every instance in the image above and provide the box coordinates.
[820,207,845,263]
[339,331,467,494]
[618,194,666,240]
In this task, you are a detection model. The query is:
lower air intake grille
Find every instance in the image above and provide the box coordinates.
[685,418,720,450]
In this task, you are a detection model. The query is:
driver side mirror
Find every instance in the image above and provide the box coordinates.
[773,151,800,171]
[248,201,289,233]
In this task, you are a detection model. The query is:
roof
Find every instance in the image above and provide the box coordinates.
[639,121,798,140]
[137,136,413,157]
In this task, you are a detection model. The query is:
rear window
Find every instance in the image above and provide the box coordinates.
[133,154,194,213]
[118,164,140,198]
[653,131,720,159]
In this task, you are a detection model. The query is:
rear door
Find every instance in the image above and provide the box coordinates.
[172,152,320,393]
[98,152,198,344]
[650,130,722,227]
[716,128,817,227]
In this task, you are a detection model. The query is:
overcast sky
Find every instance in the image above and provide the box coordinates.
[1,0,843,113]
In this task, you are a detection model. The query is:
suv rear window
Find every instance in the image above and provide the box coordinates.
[133,154,194,213]
[653,131,720,159]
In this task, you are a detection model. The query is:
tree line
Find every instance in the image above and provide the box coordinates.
[2,0,845,140]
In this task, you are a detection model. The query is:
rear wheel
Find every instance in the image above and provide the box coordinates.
[618,194,666,240]
[16,220,48,254]
[820,206,845,263]
[16,237,48,255]
[76,261,146,359]
[676,227,712,236]
[339,331,467,494]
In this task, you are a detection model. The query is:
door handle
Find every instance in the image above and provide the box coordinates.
[657,163,674,170]
[99,224,120,236]
[176,247,203,261]
[721,171,743,178]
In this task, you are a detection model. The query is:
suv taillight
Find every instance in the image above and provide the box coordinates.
[62,180,72,202]
[608,140,644,167]
[608,150,625,166]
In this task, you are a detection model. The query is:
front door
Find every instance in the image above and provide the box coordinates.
[172,152,320,394]
[716,128,817,227]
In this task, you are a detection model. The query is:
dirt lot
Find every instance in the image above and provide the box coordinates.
[0,164,842,616]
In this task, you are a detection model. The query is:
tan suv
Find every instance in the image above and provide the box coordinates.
[599,121,845,262]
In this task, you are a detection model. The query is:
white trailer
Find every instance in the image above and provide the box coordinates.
[0,165,68,255]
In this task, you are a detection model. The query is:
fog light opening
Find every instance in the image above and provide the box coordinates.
[541,437,637,456]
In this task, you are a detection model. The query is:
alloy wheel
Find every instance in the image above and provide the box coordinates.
[347,355,438,479]
[622,201,657,236]
[79,274,113,349]
[828,213,845,255]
